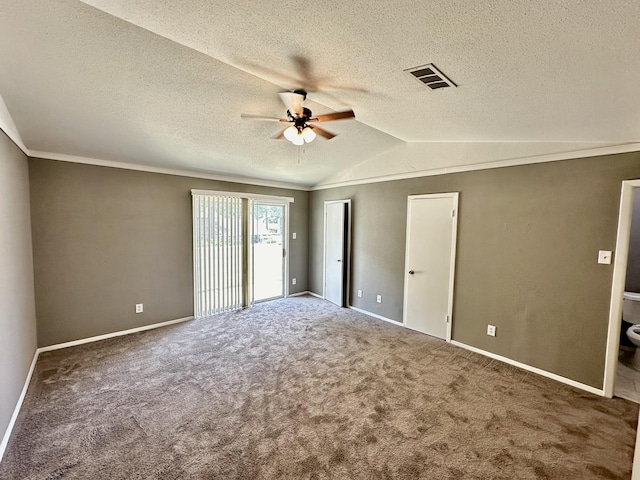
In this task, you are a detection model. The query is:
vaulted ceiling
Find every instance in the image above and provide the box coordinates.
[1,1,639,188]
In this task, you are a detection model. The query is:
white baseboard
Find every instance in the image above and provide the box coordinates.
[38,316,194,353]
[0,349,39,462]
[287,291,311,298]
[450,340,604,396]
[307,291,324,299]
[349,306,404,327]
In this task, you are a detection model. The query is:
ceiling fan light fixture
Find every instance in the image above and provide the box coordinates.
[283,125,298,142]
[291,134,305,146]
[302,127,316,143]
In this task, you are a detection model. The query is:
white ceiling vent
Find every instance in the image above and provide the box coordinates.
[405,64,457,90]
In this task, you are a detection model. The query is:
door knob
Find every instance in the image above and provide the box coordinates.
[409,270,415,275]
[337,259,342,262]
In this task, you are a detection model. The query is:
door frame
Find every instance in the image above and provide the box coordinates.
[402,192,459,342]
[322,199,352,305]
[603,180,640,480]
[603,179,640,397]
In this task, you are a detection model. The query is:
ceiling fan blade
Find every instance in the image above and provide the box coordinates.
[273,128,287,140]
[309,110,355,122]
[289,56,368,93]
[310,125,336,140]
[291,55,319,91]
[241,113,288,122]
[278,91,305,117]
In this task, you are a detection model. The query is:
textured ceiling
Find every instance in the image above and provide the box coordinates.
[1,1,639,187]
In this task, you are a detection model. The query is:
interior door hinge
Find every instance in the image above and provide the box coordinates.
[282,248,286,258]
[446,315,450,323]
[451,209,456,217]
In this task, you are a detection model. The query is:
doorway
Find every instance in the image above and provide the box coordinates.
[251,202,287,303]
[323,200,351,307]
[603,180,640,480]
[403,193,458,340]
[604,180,640,400]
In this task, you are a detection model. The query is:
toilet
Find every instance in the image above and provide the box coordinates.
[624,291,640,370]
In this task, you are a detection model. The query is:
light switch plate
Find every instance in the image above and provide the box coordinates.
[376,295,382,303]
[292,232,296,239]
[598,250,612,265]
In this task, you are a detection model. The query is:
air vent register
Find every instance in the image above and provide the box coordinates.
[405,64,457,90]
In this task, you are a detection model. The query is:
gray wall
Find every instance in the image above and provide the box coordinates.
[310,152,640,389]
[626,189,640,293]
[0,132,37,445]
[29,159,308,347]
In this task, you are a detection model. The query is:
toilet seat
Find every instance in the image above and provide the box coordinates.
[625,325,640,370]
[627,325,640,345]
[625,292,640,302]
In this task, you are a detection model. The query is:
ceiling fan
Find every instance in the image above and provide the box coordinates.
[241,89,355,145]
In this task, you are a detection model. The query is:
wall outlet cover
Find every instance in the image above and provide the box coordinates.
[357,290,363,297]
[135,303,143,314]
[598,250,612,265]
[487,325,496,336]
[292,232,296,239]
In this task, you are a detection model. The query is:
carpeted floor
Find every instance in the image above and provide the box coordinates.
[1,296,637,479]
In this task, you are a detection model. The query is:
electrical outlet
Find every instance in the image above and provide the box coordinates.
[292,232,297,240]
[292,278,297,285]
[598,250,612,264]
[357,290,363,298]
[135,303,143,314]
[487,325,496,337]
[376,295,382,303]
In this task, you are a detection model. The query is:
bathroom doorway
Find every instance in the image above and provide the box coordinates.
[604,180,640,401]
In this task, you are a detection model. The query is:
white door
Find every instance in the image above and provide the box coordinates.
[324,201,348,306]
[403,193,458,340]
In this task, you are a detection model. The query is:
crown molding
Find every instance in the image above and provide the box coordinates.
[0,94,28,155]
[311,142,640,190]
[0,95,309,191]
[1,92,308,191]
[24,143,640,193]
[29,150,311,191]
[5,85,638,195]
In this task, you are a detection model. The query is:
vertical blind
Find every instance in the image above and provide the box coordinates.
[192,193,244,317]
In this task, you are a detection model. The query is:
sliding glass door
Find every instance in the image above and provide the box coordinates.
[192,190,289,318]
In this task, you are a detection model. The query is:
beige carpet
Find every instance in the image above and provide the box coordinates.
[1,296,637,479]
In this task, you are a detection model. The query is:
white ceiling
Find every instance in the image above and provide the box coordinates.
[1,0,639,188]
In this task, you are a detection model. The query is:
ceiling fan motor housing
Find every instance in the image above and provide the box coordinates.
[287,107,313,128]
[292,89,307,100]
